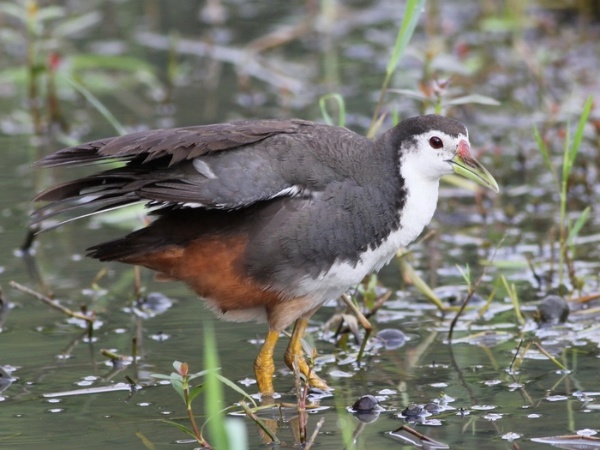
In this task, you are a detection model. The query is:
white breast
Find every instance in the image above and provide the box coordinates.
[297,157,441,302]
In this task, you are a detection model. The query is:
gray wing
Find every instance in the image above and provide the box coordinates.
[244,179,403,288]
[33,119,351,224]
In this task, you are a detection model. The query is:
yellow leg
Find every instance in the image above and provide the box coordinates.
[254,329,280,396]
[284,318,329,390]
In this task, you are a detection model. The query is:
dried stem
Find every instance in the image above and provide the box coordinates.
[9,281,95,323]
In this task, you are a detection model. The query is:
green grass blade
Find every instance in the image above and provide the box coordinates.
[334,393,356,449]
[567,95,593,175]
[456,264,472,286]
[225,419,248,450]
[561,121,571,185]
[397,251,444,310]
[533,125,557,183]
[386,0,426,77]
[445,93,501,106]
[500,275,524,325]
[566,206,591,246]
[319,93,346,126]
[215,374,257,408]
[366,113,386,139]
[62,75,126,135]
[558,96,592,284]
[203,320,230,450]
[371,0,426,128]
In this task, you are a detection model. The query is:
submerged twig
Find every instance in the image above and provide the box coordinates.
[341,293,372,363]
[239,401,280,444]
[532,342,566,371]
[292,358,309,444]
[101,348,126,361]
[392,423,449,448]
[448,236,505,342]
[575,293,600,304]
[9,281,95,323]
[397,248,444,310]
[508,339,524,373]
[304,417,325,450]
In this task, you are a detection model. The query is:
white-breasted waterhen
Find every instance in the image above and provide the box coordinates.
[33,115,499,396]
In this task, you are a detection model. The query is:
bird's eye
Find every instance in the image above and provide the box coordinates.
[429,136,443,149]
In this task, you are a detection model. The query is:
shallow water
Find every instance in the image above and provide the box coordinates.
[1,1,600,449]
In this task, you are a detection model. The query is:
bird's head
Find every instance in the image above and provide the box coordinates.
[390,115,499,193]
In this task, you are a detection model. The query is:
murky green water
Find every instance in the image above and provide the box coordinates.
[1,1,599,449]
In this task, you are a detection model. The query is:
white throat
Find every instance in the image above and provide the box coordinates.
[396,154,440,246]
[293,153,441,304]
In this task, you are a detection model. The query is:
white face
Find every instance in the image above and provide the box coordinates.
[404,130,471,181]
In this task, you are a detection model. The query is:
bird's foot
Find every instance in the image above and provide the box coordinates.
[254,329,280,397]
[284,350,330,391]
[284,317,331,392]
[305,370,329,391]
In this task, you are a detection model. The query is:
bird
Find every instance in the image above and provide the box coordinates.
[33,115,499,396]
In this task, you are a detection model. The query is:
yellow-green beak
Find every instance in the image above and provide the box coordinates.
[449,153,499,193]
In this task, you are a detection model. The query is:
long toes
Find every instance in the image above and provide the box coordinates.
[306,372,330,391]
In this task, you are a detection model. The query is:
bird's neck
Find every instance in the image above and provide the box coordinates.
[394,155,440,247]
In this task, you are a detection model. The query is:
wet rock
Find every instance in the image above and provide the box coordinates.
[536,295,569,326]
[352,394,379,412]
[133,292,174,318]
[375,328,407,350]
[424,402,441,414]
[351,394,382,423]
[401,404,424,418]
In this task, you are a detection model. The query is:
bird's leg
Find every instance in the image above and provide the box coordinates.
[284,317,329,390]
[254,329,280,396]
